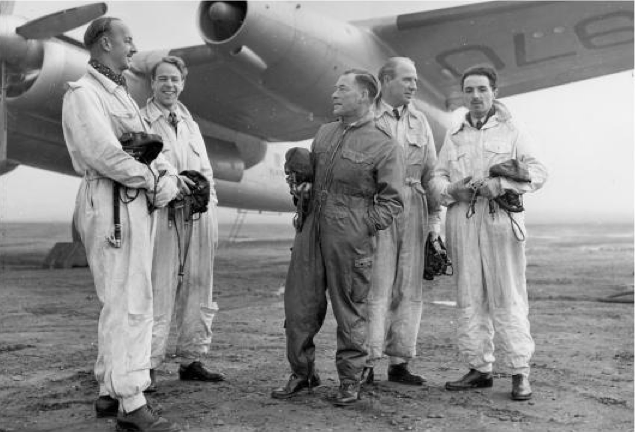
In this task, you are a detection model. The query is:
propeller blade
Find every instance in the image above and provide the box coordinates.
[15,2,107,40]
[0,1,15,15]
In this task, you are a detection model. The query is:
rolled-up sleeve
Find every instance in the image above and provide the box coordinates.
[367,142,405,233]
[421,121,442,232]
[430,133,455,207]
[62,87,155,189]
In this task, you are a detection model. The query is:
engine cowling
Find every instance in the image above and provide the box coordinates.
[7,39,87,119]
[197,1,391,117]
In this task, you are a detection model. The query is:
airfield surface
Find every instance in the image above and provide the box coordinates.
[0,221,633,432]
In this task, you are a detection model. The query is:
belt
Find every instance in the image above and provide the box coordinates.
[84,171,108,181]
[406,177,426,196]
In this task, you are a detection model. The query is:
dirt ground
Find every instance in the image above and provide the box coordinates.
[0,221,633,432]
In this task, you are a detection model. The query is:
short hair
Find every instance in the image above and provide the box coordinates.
[378,57,415,84]
[342,68,379,101]
[151,56,188,80]
[84,17,121,49]
[461,66,498,90]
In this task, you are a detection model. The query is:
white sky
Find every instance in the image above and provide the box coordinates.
[0,1,633,225]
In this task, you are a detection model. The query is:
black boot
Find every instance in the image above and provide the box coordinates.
[271,373,322,399]
[445,369,493,391]
[95,395,118,418]
[387,363,426,385]
[116,405,181,432]
[511,374,532,401]
[178,361,226,382]
[332,381,361,406]
[144,369,157,393]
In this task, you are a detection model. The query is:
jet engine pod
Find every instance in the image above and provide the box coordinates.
[198,1,247,43]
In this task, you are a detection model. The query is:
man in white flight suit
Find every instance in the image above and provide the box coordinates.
[62,17,183,432]
[365,57,441,385]
[141,56,225,392]
[430,66,547,401]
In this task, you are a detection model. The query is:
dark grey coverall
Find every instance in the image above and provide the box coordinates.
[284,116,404,384]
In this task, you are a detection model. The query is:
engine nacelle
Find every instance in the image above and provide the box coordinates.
[197,1,391,117]
[7,39,88,120]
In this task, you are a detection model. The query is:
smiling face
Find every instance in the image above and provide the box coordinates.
[151,62,185,110]
[381,61,418,108]
[462,74,497,119]
[332,73,367,121]
[103,20,136,72]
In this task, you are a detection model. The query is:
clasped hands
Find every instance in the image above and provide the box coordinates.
[447,176,503,202]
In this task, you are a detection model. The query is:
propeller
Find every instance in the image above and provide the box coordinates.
[16,2,107,40]
[0,2,107,169]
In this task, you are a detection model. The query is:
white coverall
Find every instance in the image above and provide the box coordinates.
[62,66,178,413]
[141,100,219,367]
[430,101,547,377]
[367,101,441,365]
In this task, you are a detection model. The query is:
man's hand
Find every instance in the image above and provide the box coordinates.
[447,176,474,202]
[477,177,503,200]
[175,175,195,200]
[151,176,179,208]
[294,182,312,197]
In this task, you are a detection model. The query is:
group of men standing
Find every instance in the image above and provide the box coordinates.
[63,18,223,432]
[61,14,546,432]
[273,56,547,406]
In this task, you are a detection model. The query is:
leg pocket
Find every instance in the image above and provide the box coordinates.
[351,256,373,303]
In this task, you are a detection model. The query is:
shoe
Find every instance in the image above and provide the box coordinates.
[445,369,494,391]
[116,405,181,432]
[387,363,426,386]
[511,374,532,401]
[361,367,374,385]
[332,381,361,406]
[178,361,226,382]
[271,373,322,399]
[95,395,118,418]
[144,369,157,393]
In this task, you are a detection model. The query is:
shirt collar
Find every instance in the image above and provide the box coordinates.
[87,65,120,94]
[88,59,127,89]
[144,98,191,123]
[374,99,408,119]
[340,111,374,129]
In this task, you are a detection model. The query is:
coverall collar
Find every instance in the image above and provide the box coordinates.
[450,100,512,135]
[143,98,192,124]
[340,111,374,129]
[86,65,122,94]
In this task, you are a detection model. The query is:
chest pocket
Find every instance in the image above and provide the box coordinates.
[341,149,374,165]
[484,139,513,168]
[111,110,142,137]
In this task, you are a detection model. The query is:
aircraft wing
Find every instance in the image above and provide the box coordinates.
[364,1,634,105]
[167,45,325,143]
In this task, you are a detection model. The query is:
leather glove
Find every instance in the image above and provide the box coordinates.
[447,176,473,202]
[478,177,503,200]
[150,176,179,208]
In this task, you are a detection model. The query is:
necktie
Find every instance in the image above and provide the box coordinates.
[392,108,400,120]
[476,120,483,130]
[168,112,178,133]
